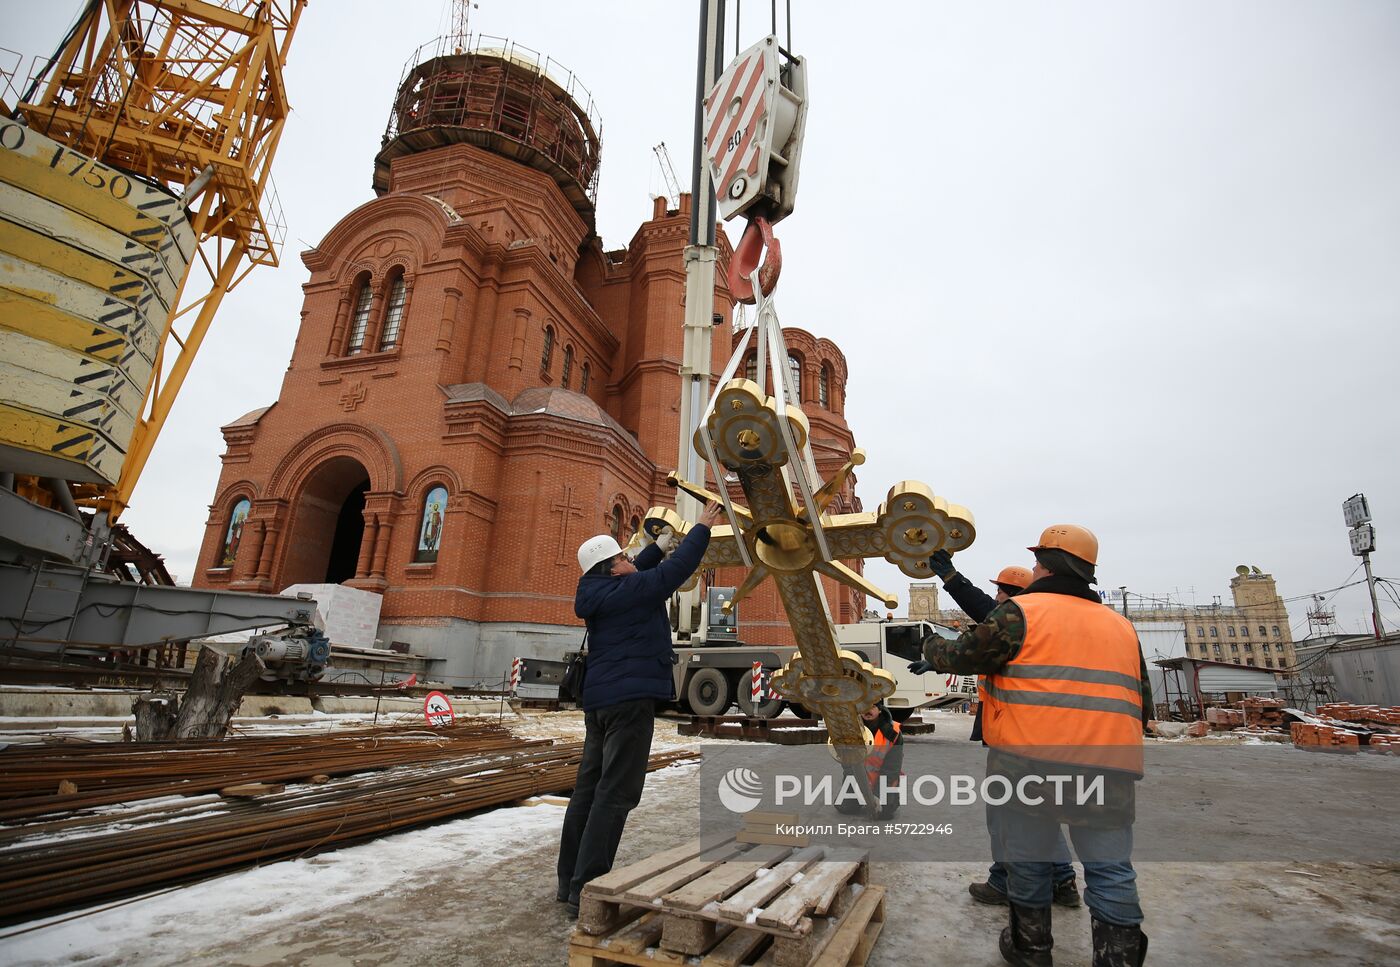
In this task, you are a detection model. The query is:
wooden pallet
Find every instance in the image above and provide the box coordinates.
[673,715,934,745]
[567,886,884,967]
[571,840,880,967]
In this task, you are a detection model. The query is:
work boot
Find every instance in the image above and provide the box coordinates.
[999,902,1053,967]
[1091,919,1148,967]
[1052,877,1082,908]
[969,879,1010,905]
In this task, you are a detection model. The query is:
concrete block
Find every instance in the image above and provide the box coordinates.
[236,696,315,716]
[280,583,383,648]
[0,689,136,718]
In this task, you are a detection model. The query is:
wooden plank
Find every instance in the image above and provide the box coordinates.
[583,840,710,898]
[811,887,885,967]
[663,844,793,911]
[702,925,770,967]
[601,912,667,957]
[716,847,825,924]
[621,842,750,904]
[219,782,284,797]
[756,861,861,932]
[815,864,866,917]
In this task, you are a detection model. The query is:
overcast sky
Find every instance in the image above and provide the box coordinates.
[7,1,1398,636]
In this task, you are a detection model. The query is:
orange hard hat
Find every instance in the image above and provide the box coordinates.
[989,565,1033,591]
[1028,524,1099,566]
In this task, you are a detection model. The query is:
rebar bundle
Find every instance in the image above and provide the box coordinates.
[0,721,697,924]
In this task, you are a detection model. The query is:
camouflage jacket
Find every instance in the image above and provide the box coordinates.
[920,578,1155,720]
[920,575,1150,826]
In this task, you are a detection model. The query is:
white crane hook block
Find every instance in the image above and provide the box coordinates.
[702,35,808,224]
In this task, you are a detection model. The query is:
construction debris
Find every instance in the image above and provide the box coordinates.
[0,719,697,924]
[1153,699,1400,755]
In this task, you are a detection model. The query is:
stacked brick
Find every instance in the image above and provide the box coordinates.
[1205,707,1244,730]
[1316,703,1400,726]
[1367,734,1400,754]
[1289,722,1362,753]
[1239,697,1286,728]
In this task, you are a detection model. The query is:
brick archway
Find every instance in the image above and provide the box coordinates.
[279,456,372,587]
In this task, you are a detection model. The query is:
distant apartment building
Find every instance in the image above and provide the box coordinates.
[1120,568,1297,671]
[909,567,1296,672]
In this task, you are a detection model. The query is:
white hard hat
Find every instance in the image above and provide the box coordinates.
[577,534,623,574]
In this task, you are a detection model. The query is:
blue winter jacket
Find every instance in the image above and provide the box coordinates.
[574,523,712,711]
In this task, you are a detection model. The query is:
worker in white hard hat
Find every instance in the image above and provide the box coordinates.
[556,499,723,916]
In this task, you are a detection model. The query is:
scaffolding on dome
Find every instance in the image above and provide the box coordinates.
[376,33,602,224]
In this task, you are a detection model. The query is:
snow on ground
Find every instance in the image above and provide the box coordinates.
[0,794,573,966]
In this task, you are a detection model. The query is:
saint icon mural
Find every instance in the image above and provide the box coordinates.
[221,499,250,567]
[415,486,448,563]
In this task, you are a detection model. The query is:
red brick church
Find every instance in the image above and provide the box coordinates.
[193,37,866,683]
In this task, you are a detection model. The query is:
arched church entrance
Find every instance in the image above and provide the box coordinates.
[280,457,371,586]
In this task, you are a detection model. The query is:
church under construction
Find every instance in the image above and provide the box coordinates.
[192,34,865,682]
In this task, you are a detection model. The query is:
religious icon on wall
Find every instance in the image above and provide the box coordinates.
[415,486,448,563]
[221,499,250,567]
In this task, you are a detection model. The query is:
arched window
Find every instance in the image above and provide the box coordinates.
[346,279,373,353]
[787,355,802,402]
[378,274,406,350]
[541,326,555,373]
[1241,626,1249,637]
[414,486,448,563]
[1258,625,1267,636]
[744,355,757,383]
[220,498,250,567]
[819,364,831,408]
[609,504,624,540]
[629,515,640,541]
[580,361,591,393]
[562,345,574,388]
[1228,626,1236,637]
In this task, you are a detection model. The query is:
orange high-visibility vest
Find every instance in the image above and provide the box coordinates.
[981,593,1144,775]
[865,720,902,788]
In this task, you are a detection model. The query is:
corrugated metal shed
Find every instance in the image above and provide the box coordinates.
[1197,662,1278,694]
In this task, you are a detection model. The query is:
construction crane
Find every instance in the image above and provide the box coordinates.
[0,2,321,670]
[3,0,304,520]
[652,141,681,209]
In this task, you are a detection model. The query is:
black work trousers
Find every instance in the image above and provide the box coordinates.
[556,697,656,902]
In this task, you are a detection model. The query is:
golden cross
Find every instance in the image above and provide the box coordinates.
[648,375,975,766]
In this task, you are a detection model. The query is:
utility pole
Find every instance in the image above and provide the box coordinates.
[1118,586,1130,619]
[674,0,727,638]
[1343,494,1384,640]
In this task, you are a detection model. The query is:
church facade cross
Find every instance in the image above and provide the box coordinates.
[551,485,584,565]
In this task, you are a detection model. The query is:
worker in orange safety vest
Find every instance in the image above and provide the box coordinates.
[834,703,904,819]
[920,524,1148,967]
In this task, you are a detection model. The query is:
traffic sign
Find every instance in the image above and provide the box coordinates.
[423,690,454,727]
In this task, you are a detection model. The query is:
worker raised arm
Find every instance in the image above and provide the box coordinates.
[911,554,1034,675]
[920,598,1027,676]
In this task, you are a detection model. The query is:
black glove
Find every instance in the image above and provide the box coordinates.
[907,659,933,675]
[928,549,956,580]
